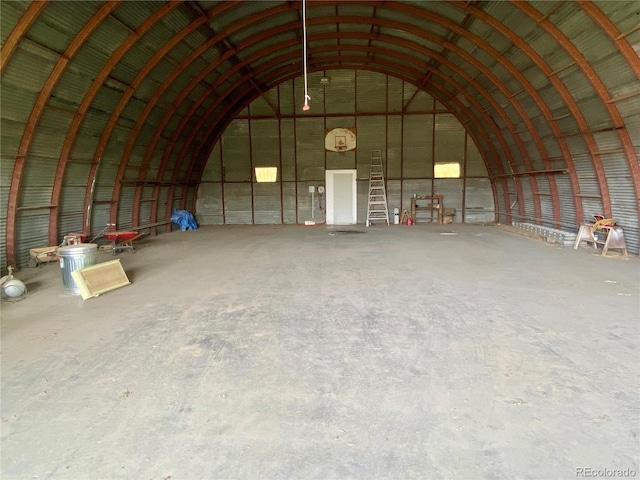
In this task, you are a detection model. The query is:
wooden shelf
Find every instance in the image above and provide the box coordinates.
[411,195,443,224]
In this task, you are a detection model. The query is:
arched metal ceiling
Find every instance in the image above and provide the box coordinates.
[1,0,639,266]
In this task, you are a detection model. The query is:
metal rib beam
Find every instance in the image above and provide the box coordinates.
[135,10,576,229]
[4,1,118,267]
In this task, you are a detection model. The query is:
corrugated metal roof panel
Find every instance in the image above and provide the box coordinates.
[15,210,50,266]
[593,55,637,96]
[0,186,8,267]
[198,1,225,12]
[378,6,449,38]
[619,117,640,160]
[488,2,539,40]
[159,4,193,36]
[1,119,23,157]
[111,2,157,31]
[555,115,579,137]
[117,43,156,80]
[336,4,375,17]
[519,63,549,92]
[378,24,441,51]
[1,1,27,45]
[70,123,100,161]
[557,66,595,102]
[52,69,94,107]
[593,130,623,152]
[117,185,135,230]
[240,30,296,61]
[149,109,170,138]
[3,42,57,91]
[170,38,201,64]
[421,1,466,23]
[28,1,100,53]
[229,12,294,45]
[553,6,613,65]
[307,21,338,37]
[120,96,147,125]
[88,203,110,237]
[83,14,130,58]
[138,198,152,228]
[18,157,54,201]
[0,84,33,126]
[29,120,71,160]
[540,136,562,164]
[69,45,110,81]
[595,0,640,32]
[209,2,272,32]
[138,59,174,98]
[58,184,86,240]
[574,96,611,129]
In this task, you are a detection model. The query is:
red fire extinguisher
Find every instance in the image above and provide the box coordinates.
[407,217,414,226]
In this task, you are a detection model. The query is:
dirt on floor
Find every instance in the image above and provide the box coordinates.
[1,224,639,479]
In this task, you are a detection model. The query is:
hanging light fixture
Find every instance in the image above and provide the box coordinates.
[302,0,310,111]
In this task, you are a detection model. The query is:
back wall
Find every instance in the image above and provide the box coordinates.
[196,70,494,225]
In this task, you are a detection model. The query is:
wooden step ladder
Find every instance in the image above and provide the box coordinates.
[366,150,389,226]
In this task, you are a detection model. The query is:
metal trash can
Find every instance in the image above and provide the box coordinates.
[58,243,98,295]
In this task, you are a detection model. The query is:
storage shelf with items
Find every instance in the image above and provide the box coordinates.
[410,194,443,224]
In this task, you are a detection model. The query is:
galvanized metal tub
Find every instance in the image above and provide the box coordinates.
[58,244,98,296]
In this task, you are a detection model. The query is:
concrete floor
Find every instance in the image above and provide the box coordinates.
[1,224,638,480]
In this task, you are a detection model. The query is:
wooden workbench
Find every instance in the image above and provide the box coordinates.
[411,195,443,224]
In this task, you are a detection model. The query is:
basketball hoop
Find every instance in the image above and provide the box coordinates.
[325,127,357,152]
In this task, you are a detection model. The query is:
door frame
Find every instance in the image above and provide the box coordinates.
[325,169,357,225]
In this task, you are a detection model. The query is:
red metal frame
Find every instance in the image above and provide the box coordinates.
[448,1,598,226]
[577,1,640,237]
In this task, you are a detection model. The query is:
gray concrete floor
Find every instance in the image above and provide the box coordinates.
[1,224,639,480]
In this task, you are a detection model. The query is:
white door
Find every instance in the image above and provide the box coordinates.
[326,169,357,225]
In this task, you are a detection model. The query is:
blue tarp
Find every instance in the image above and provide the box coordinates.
[170,209,198,231]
